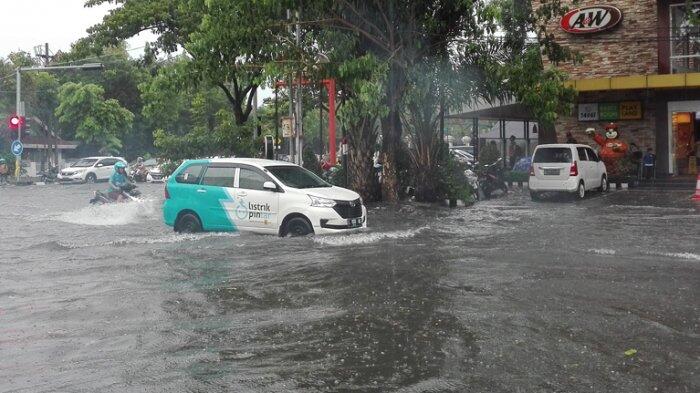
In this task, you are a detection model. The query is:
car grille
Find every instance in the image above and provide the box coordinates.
[333,199,363,219]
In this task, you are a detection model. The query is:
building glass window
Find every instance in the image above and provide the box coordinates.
[670,3,700,73]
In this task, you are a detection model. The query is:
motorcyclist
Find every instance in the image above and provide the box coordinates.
[0,158,8,185]
[108,161,131,201]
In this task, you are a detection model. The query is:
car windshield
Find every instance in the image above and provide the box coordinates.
[266,165,331,189]
[533,148,572,163]
[71,158,98,167]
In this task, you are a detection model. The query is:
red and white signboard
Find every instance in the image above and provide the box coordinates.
[560,6,622,34]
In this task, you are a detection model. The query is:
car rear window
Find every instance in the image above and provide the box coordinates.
[176,164,204,184]
[533,148,572,163]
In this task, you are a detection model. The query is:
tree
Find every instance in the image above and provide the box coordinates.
[55,82,134,154]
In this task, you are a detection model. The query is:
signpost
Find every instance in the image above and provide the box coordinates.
[11,140,23,156]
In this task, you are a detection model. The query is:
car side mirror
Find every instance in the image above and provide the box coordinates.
[263,181,277,191]
[96,163,103,167]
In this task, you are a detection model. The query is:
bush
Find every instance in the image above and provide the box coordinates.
[437,153,475,204]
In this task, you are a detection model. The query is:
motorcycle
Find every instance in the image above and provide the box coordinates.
[475,158,508,199]
[130,165,149,182]
[89,183,142,204]
[37,165,59,183]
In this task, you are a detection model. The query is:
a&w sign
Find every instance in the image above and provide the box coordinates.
[560,6,622,34]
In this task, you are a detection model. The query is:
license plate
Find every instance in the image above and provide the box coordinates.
[543,168,560,175]
[348,218,363,228]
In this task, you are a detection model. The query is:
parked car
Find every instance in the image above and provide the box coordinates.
[163,158,367,236]
[144,159,166,182]
[58,156,127,183]
[450,148,475,164]
[528,144,608,200]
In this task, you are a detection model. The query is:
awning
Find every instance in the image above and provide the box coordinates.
[566,72,700,92]
[445,103,534,121]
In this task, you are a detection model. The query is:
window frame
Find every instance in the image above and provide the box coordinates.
[175,163,206,185]
[200,164,238,188]
[235,164,282,192]
[669,2,700,74]
[576,147,589,161]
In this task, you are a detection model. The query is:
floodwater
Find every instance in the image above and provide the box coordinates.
[1,183,698,392]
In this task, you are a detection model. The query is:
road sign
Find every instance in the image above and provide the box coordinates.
[281,116,294,138]
[11,140,23,156]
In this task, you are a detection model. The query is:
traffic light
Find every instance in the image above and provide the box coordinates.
[7,114,25,130]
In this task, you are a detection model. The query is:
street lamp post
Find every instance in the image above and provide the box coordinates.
[13,63,103,181]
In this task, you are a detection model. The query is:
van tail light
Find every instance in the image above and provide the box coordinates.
[569,161,579,177]
[529,165,535,176]
[164,184,170,199]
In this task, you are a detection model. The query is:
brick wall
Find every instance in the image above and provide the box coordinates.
[533,0,659,78]
[555,90,657,152]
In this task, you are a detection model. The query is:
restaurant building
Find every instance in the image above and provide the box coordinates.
[534,0,700,176]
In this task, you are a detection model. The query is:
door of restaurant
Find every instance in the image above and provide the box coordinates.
[668,101,700,175]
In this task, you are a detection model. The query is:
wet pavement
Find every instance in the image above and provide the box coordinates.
[0,183,698,392]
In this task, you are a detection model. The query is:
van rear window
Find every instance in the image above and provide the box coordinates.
[533,148,572,163]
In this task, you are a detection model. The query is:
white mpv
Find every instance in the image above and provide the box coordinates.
[58,156,127,183]
[163,158,367,236]
[528,144,608,200]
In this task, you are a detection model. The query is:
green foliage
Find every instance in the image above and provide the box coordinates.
[479,142,502,165]
[55,82,134,154]
[436,153,475,204]
[302,147,322,176]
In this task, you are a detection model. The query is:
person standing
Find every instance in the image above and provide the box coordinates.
[565,131,577,144]
[508,135,523,168]
[642,148,656,180]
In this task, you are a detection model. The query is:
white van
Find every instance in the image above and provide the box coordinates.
[163,158,367,236]
[529,144,608,200]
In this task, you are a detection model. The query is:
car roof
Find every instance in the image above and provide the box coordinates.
[534,144,592,149]
[79,156,126,160]
[203,157,298,168]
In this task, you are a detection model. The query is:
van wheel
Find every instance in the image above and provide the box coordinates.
[530,191,541,201]
[85,173,97,183]
[576,181,586,199]
[175,213,202,233]
[599,175,609,192]
[284,217,313,237]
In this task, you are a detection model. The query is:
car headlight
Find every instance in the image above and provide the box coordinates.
[308,195,336,207]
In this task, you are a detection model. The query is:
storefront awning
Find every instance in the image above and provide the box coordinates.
[445,103,535,121]
[566,72,700,92]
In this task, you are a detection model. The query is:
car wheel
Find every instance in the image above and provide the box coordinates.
[599,175,609,193]
[576,181,586,199]
[530,191,541,201]
[85,173,97,183]
[175,213,202,233]
[284,217,313,237]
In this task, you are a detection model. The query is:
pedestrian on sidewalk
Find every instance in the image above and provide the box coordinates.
[643,148,656,179]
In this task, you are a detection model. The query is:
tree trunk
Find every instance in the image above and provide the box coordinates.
[380,64,404,203]
[349,139,379,202]
[413,163,439,202]
[538,120,558,144]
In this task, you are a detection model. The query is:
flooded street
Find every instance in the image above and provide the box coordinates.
[1,183,698,392]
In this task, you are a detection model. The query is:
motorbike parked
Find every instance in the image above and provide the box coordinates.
[475,158,508,199]
[89,183,142,204]
[37,165,59,183]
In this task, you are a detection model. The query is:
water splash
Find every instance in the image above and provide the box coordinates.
[52,198,158,226]
[587,248,617,255]
[313,227,428,246]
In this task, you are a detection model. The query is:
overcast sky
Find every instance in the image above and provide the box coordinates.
[0,0,150,59]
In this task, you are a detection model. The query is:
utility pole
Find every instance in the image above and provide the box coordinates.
[286,9,294,162]
[295,7,303,166]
